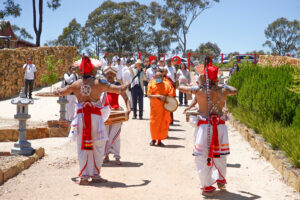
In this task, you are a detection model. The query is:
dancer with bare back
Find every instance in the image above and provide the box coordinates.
[179,56,237,196]
[53,56,128,185]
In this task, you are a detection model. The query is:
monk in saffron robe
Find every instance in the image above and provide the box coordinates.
[147,71,176,146]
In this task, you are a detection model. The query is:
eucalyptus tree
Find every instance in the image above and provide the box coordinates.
[151,0,220,56]
[85,0,156,56]
[263,17,299,56]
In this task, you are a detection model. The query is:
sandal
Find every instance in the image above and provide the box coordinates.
[79,178,89,185]
[157,142,165,147]
[115,158,122,165]
[92,176,108,183]
[217,182,226,190]
[103,155,109,163]
[149,140,156,146]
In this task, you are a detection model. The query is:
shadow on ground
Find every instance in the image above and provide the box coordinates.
[102,161,143,168]
[157,144,185,149]
[168,128,185,132]
[227,163,241,168]
[71,177,150,188]
[166,136,185,140]
[170,124,181,127]
[204,190,261,200]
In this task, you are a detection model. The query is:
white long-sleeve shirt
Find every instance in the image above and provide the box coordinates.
[114,65,123,81]
[167,65,176,82]
[146,68,156,81]
[64,72,78,85]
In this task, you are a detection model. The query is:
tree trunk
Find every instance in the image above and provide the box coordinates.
[32,0,43,47]
[183,32,187,57]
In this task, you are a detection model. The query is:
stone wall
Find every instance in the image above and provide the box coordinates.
[0,127,70,142]
[258,55,300,68]
[0,46,77,99]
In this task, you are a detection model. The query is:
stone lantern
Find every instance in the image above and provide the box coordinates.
[11,87,34,156]
[57,81,68,121]
[57,96,68,121]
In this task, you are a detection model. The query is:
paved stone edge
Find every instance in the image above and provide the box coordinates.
[0,147,45,185]
[0,127,69,142]
[228,113,300,192]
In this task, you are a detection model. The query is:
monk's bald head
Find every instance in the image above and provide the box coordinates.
[155,71,163,79]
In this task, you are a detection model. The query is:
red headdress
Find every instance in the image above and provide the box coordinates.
[79,56,94,74]
[203,57,218,82]
[149,56,158,64]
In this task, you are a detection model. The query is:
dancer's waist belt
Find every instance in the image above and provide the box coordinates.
[77,103,102,151]
[197,114,225,166]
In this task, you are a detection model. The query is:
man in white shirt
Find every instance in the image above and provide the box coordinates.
[166,59,176,83]
[101,55,108,68]
[22,58,37,99]
[122,59,133,109]
[114,58,123,83]
[159,57,165,68]
[146,59,157,83]
[128,59,145,119]
[64,65,78,121]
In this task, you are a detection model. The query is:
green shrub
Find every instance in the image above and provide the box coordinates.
[40,55,62,92]
[227,63,300,167]
[292,104,300,129]
[231,107,300,167]
[228,64,299,126]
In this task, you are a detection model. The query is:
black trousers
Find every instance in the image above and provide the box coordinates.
[24,79,34,98]
[131,85,144,117]
[179,91,188,105]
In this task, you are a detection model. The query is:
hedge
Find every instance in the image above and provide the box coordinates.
[227,63,300,167]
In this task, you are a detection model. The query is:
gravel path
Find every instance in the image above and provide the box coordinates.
[0,82,299,200]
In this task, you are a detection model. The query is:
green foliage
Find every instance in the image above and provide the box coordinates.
[85,0,156,56]
[227,63,300,167]
[263,17,299,56]
[189,42,221,61]
[11,24,33,40]
[155,0,219,54]
[228,64,298,125]
[46,18,84,51]
[231,107,300,167]
[0,0,21,19]
[292,105,300,129]
[40,55,62,87]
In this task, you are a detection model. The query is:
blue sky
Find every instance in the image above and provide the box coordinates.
[5,0,300,54]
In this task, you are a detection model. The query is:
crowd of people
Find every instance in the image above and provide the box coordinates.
[22,54,237,197]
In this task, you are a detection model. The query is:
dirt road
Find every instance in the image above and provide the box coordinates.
[0,85,299,200]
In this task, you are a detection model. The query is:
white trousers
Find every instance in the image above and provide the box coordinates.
[77,114,106,178]
[195,156,227,189]
[66,95,77,121]
[190,115,229,190]
[126,89,133,108]
[105,123,122,159]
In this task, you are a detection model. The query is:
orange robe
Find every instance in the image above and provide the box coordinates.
[147,79,176,140]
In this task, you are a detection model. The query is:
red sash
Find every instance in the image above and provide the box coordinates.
[197,114,225,166]
[77,103,102,150]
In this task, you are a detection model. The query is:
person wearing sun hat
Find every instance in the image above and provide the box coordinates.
[101,66,131,165]
[129,59,146,119]
[178,56,237,196]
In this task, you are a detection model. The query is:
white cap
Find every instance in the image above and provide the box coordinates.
[135,59,143,64]
[103,66,117,74]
